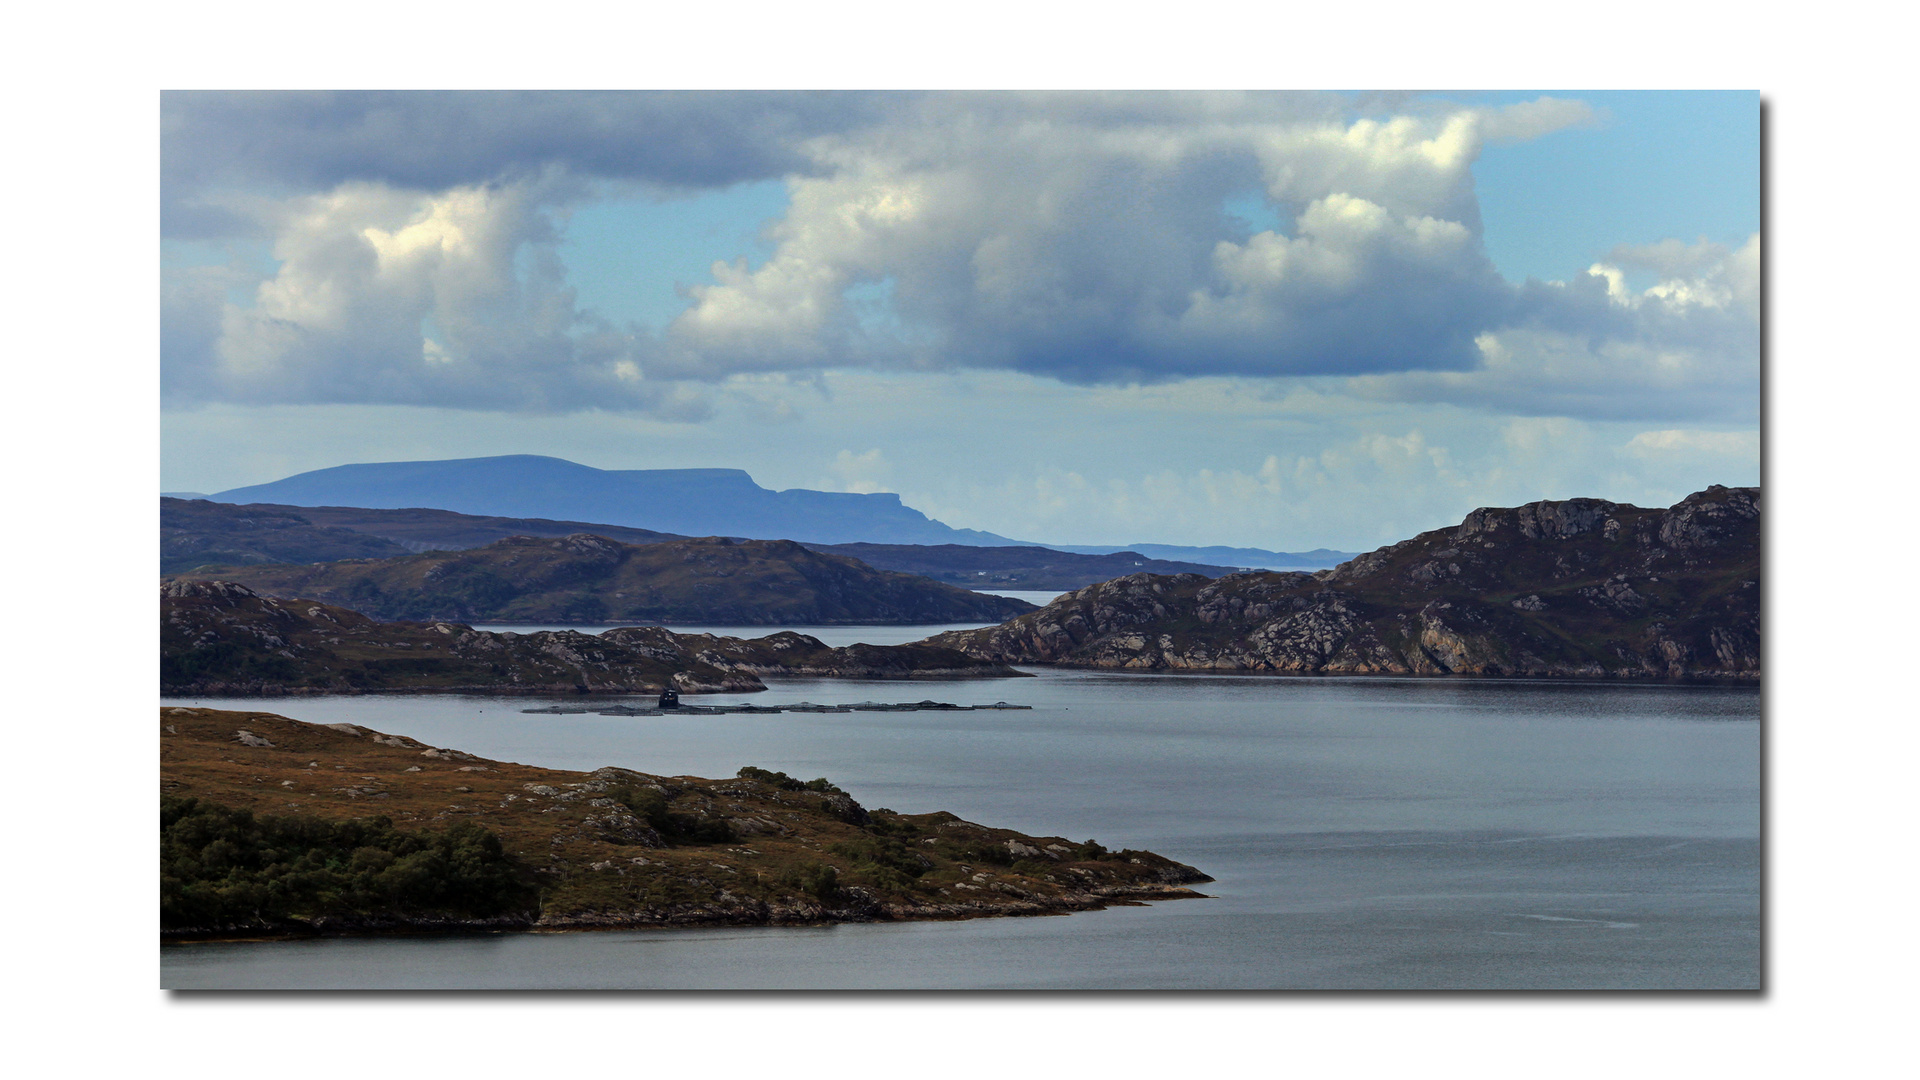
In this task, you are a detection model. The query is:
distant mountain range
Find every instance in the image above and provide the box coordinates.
[208,455,1025,548]
[199,455,1355,569]
[1051,543,1360,571]
[931,486,1760,680]
[163,498,1244,590]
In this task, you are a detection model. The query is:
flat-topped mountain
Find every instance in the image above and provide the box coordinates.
[161,580,1023,696]
[161,706,1209,938]
[194,455,1357,570]
[168,533,1037,626]
[208,455,1026,547]
[930,486,1759,680]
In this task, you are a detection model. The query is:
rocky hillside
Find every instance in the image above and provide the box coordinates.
[930,486,1759,679]
[165,497,1221,591]
[162,581,1022,696]
[164,497,687,572]
[163,499,417,575]
[161,706,1209,937]
[169,533,1036,625]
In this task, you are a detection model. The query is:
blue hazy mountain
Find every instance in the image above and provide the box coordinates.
[1052,543,1361,571]
[209,455,1033,547]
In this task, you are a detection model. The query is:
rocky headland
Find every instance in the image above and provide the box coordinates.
[929,486,1760,679]
[161,706,1209,939]
[161,580,1025,696]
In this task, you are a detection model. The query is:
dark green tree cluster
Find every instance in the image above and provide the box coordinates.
[159,639,301,686]
[603,783,737,844]
[826,836,933,893]
[161,796,537,931]
[734,766,843,794]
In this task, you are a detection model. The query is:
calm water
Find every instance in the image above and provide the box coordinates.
[161,670,1759,989]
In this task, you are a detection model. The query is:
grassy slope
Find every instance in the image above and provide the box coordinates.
[174,534,1036,625]
[161,707,1209,937]
[163,499,415,575]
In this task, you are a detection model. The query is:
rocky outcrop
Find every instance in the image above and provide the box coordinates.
[161,582,1022,696]
[931,486,1759,680]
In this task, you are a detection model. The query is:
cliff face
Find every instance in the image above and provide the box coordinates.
[161,581,1021,696]
[929,486,1760,680]
[168,533,1036,626]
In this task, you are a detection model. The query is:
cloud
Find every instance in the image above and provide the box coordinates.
[163,174,710,416]
[661,99,1576,383]
[1625,429,1760,456]
[1606,237,1731,279]
[1478,97,1603,144]
[1345,235,1760,422]
[162,92,1751,422]
[160,90,904,238]
[827,448,892,493]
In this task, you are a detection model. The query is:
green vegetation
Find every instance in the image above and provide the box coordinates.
[161,707,1212,935]
[161,795,537,932]
[735,765,843,794]
[604,782,738,844]
[159,641,301,688]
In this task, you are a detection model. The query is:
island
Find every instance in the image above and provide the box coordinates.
[162,580,1029,696]
[161,707,1210,939]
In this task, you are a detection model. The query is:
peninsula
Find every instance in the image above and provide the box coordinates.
[161,707,1209,939]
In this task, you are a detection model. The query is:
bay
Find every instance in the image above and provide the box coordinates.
[160,670,1759,989]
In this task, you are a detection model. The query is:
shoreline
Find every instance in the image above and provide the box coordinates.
[160,882,1210,945]
[161,707,1213,943]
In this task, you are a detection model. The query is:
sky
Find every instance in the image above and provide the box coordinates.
[160,90,1759,551]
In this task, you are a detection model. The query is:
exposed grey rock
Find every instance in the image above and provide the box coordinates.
[931,486,1758,681]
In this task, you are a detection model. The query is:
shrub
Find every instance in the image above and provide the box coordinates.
[160,795,536,930]
[827,838,930,880]
[604,783,736,845]
[786,862,840,901]
[736,766,843,794]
